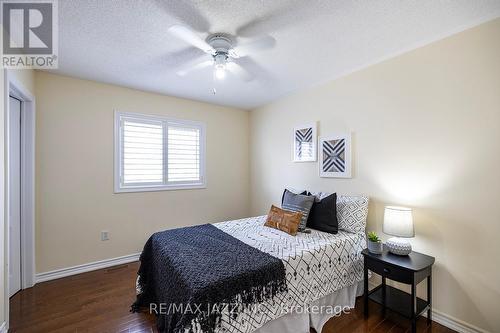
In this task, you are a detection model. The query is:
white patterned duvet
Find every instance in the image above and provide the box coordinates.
[211,215,366,333]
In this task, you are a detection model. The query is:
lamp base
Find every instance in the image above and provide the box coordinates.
[386,237,412,256]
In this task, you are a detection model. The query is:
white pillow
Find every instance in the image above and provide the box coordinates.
[336,194,369,233]
[309,191,331,202]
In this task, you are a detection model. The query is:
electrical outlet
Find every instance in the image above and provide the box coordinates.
[101,230,109,241]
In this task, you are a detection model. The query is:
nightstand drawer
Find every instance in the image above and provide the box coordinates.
[366,258,412,284]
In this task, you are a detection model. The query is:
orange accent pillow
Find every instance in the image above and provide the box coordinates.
[264,205,302,236]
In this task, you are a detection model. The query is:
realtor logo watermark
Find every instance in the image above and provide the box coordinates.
[1,0,58,68]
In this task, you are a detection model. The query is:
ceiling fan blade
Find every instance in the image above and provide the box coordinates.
[229,35,276,58]
[162,46,206,67]
[155,1,210,33]
[168,25,215,54]
[177,59,213,77]
[236,2,316,38]
[235,57,275,82]
[226,62,254,82]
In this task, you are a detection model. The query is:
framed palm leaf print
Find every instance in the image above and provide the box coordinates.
[319,134,352,178]
[293,123,317,162]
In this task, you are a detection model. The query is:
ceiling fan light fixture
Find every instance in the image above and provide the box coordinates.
[214,64,226,80]
[213,52,227,80]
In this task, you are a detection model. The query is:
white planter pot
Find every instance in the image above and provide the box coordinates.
[367,240,383,254]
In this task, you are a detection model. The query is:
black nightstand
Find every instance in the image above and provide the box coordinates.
[362,245,435,333]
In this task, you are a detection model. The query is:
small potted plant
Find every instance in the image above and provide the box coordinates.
[367,231,383,254]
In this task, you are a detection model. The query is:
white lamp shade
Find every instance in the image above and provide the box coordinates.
[383,206,414,238]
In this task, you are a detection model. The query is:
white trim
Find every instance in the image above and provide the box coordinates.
[32,259,491,333]
[367,280,490,333]
[4,70,36,332]
[114,183,207,193]
[35,253,141,283]
[114,110,207,193]
[423,309,490,333]
[7,72,37,289]
[33,266,494,333]
[0,322,7,333]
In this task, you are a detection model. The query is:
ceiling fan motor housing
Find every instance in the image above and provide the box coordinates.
[207,34,233,51]
[207,34,233,65]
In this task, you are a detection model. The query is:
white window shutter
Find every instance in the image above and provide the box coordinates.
[122,118,164,184]
[115,112,205,192]
[167,123,201,182]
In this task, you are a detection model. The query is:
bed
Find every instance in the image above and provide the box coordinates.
[133,195,368,333]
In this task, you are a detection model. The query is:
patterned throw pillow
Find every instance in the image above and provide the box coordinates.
[264,205,302,236]
[281,188,307,204]
[281,189,315,231]
[337,195,369,233]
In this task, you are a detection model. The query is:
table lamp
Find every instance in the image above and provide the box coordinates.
[383,206,414,255]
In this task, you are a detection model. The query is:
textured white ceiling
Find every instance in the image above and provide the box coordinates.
[49,0,500,110]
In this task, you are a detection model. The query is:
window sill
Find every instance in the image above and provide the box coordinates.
[114,183,206,193]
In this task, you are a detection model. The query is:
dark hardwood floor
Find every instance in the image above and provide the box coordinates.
[10,262,455,333]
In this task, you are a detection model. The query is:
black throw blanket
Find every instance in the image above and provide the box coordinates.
[131,224,287,333]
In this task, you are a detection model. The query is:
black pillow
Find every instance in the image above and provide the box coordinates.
[306,193,338,234]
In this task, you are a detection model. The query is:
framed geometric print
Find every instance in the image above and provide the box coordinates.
[293,123,317,162]
[319,134,352,178]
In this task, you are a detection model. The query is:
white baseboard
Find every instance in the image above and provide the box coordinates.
[34,259,490,333]
[0,322,7,333]
[428,309,490,333]
[35,252,140,283]
[366,281,490,333]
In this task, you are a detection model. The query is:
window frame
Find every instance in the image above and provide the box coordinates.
[114,111,206,193]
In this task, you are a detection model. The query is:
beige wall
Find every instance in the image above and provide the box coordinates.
[34,71,250,273]
[250,19,500,331]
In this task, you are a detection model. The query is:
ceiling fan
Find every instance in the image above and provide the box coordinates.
[167,24,276,82]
